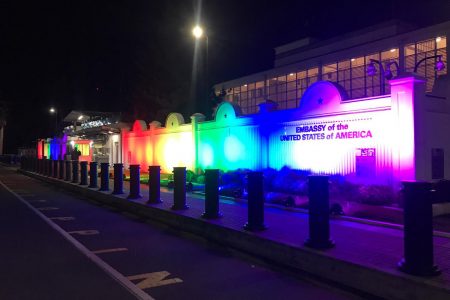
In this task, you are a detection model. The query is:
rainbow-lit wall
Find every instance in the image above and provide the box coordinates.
[122,75,450,182]
[37,136,67,160]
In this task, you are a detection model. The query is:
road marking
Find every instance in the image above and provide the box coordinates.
[0,179,155,300]
[68,230,99,235]
[49,217,75,221]
[37,207,59,211]
[127,271,183,289]
[29,199,47,203]
[92,248,128,254]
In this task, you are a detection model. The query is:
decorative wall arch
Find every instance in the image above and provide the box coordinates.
[299,81,348,115]
[214,102,242,124]
[165,113,185,129]
[132,120,148,132]
[149,121,162,130]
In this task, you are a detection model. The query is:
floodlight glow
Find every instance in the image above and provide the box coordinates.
[436,37,442,42]
[192,25,204,39]
[390,49,396,52]
[49,107,56,113]
[78,115,83,120]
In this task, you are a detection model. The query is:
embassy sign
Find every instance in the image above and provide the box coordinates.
[280,121,373,141]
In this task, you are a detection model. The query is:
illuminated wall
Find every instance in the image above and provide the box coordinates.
[122,76,450,182]
[38,136,67,160]
[122,114,194,173]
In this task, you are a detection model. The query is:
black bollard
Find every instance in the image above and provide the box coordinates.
[46,159,51,176]
[398,181,440,276]
[58,160,64,179]
[79,161,88,185]
[99,163,109,191]
[244,172,267,231]
[53,159,58,178]
[20,156,25,170]
[127,164,141,199]
[51,160,56,177]
[72,160,79,183]
[65,160,71,181]
[42,156,47,175]
[148,166,162,204]
[89,161,98,188]
[171,167,188,210]
[305,175,335,249]
[43,159,47,176]
[202,169,222,219]
[112,163,124,194]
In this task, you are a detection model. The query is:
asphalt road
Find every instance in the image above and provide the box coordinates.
[0,165,364,300]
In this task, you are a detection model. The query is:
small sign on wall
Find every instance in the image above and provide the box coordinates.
[356,148,376,177]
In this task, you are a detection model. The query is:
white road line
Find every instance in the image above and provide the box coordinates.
[68,230,99,235]
[37,207,60,211]
[92,248,128,254]
[49,216,75,221]
[0,179,154,300]
[29,199,48,203]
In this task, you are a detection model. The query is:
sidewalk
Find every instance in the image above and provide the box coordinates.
[19,169,450,300]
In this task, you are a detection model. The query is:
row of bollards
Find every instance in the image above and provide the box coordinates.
[21,157,440,277]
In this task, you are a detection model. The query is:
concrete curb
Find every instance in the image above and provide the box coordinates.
[19,170,450,300]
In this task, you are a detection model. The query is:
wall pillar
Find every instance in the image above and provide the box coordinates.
[389,74,426,181]
[190,113,205,174]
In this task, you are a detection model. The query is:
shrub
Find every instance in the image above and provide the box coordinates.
[355,184,395,206]
[270,166,310,195]
[196,175,205,184]
[186,170,195,182]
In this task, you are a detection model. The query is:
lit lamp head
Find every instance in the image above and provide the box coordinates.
[436,56,445,71]
[366,61,377,76]
[49,107,56,114]
[192,25,204,39]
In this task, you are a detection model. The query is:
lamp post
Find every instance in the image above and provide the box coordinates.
[367,55,445,93]
[413,54,445,73]
[192,25,209,111]
[367,59,389,94]
[49,107,58,134]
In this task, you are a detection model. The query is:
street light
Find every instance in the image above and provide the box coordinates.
[413,55,445,72]
[192,25,204,39]
[49,107,58,134]
[366,59,397,94]
[192,25,209,111]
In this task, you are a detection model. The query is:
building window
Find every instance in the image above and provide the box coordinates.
[222,36,446,114]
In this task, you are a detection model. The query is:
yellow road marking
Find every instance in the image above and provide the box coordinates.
[37,207,59,211]
[92,248,128,254]
[67,230,99,235]
[49,217,75,221]
[127,271,183,289]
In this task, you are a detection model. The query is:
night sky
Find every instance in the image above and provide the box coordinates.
[0,0,448,153]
